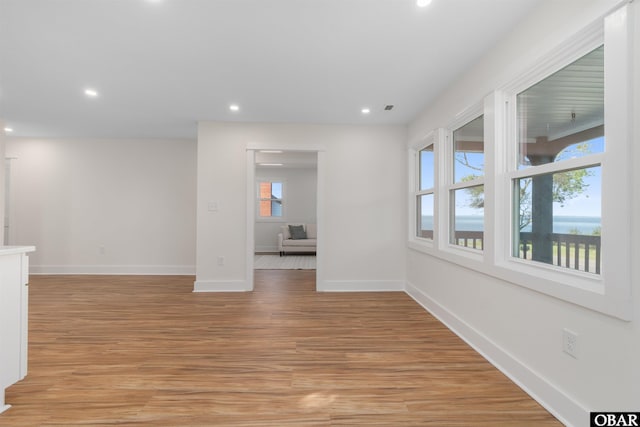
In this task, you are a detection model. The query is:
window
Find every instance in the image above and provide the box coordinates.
[450,115,484,250]
[258,181,283,218]
[416,144,435,239]
[407,5,632,319]
[511,46,603,275]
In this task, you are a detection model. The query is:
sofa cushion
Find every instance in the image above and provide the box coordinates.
[288,224,307,240]
[282,223,304,239]
[306,223,317,239]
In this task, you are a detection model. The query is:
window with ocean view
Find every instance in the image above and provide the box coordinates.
[450,115,484,250]
[452,186,484,250]
[418,194,434,239]
[417,144,435,239]
[512,46,603,274]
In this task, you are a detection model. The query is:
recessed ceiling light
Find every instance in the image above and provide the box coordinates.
[417,0,432,7]
[229,104,240,112]
[361,108,371,114]
[4,127,13,133]
[260,150,284,154]
[258,163,284,166]
[84,88,99,98]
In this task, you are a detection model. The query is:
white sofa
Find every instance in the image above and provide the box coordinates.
[278,223,317,256]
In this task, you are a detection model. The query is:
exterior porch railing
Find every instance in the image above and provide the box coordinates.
[518,232,601,274]
[452,231,484,250]
[418,231,484,249]
[418,230,601,274]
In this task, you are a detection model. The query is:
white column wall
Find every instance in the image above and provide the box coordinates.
[195,122,407,291]
[0,122,6,245]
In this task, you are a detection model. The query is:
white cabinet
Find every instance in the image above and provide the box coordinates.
[0,246,34,414]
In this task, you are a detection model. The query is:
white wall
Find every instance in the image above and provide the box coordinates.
[6,138,197,274]
[254,166,317,252]
[406,1,639,426]
[0,122,6,245]
[195,122,407,291]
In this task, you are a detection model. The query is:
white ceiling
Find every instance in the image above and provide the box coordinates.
[518,45,604,143]
[0,0,543,139]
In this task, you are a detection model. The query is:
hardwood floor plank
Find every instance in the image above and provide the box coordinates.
[1,271,560,426]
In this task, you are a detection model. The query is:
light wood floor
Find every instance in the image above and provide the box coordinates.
[3,271,560,426]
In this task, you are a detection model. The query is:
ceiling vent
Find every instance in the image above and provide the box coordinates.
[384,105,394,111]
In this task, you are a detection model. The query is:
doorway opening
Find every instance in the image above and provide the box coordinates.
[246,149,323,291]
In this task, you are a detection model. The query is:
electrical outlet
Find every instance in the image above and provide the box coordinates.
[563,328,579,358]
[217,256,225,266]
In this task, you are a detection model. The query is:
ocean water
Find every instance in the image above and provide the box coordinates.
[421,215,601,235]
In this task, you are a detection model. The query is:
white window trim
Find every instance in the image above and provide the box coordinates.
[495,5,633,320]
[410,131,437,245]
[409,130,442,249]
[255,179,286,222]
[407,4,633,320]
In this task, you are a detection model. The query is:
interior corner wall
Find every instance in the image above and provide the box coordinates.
[0,121,6,245]
[5,138,197,274]
[406,1,639,426]
[195,122,407,292]
[254,167,317,253]
[633,0,640,408]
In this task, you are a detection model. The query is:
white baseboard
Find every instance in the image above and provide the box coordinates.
[405,281,585,427]
[0,388,10,414]
[255,245,278,253]
[318,280,405,292]
[193,280,251,292]
[30,264,196,275]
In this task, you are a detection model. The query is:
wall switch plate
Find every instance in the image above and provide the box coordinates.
[217,256,225,266]
[563,328,579,358]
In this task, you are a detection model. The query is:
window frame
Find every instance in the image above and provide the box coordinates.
[256,179,285,222]
[409,130,442,249]
[406,5,633,320]
[446,110,486,253]
[499,7,632,319]
[496,20,612,304]
[415,136,436,242]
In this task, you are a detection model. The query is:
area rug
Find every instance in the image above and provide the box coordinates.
[254,254,316,270]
